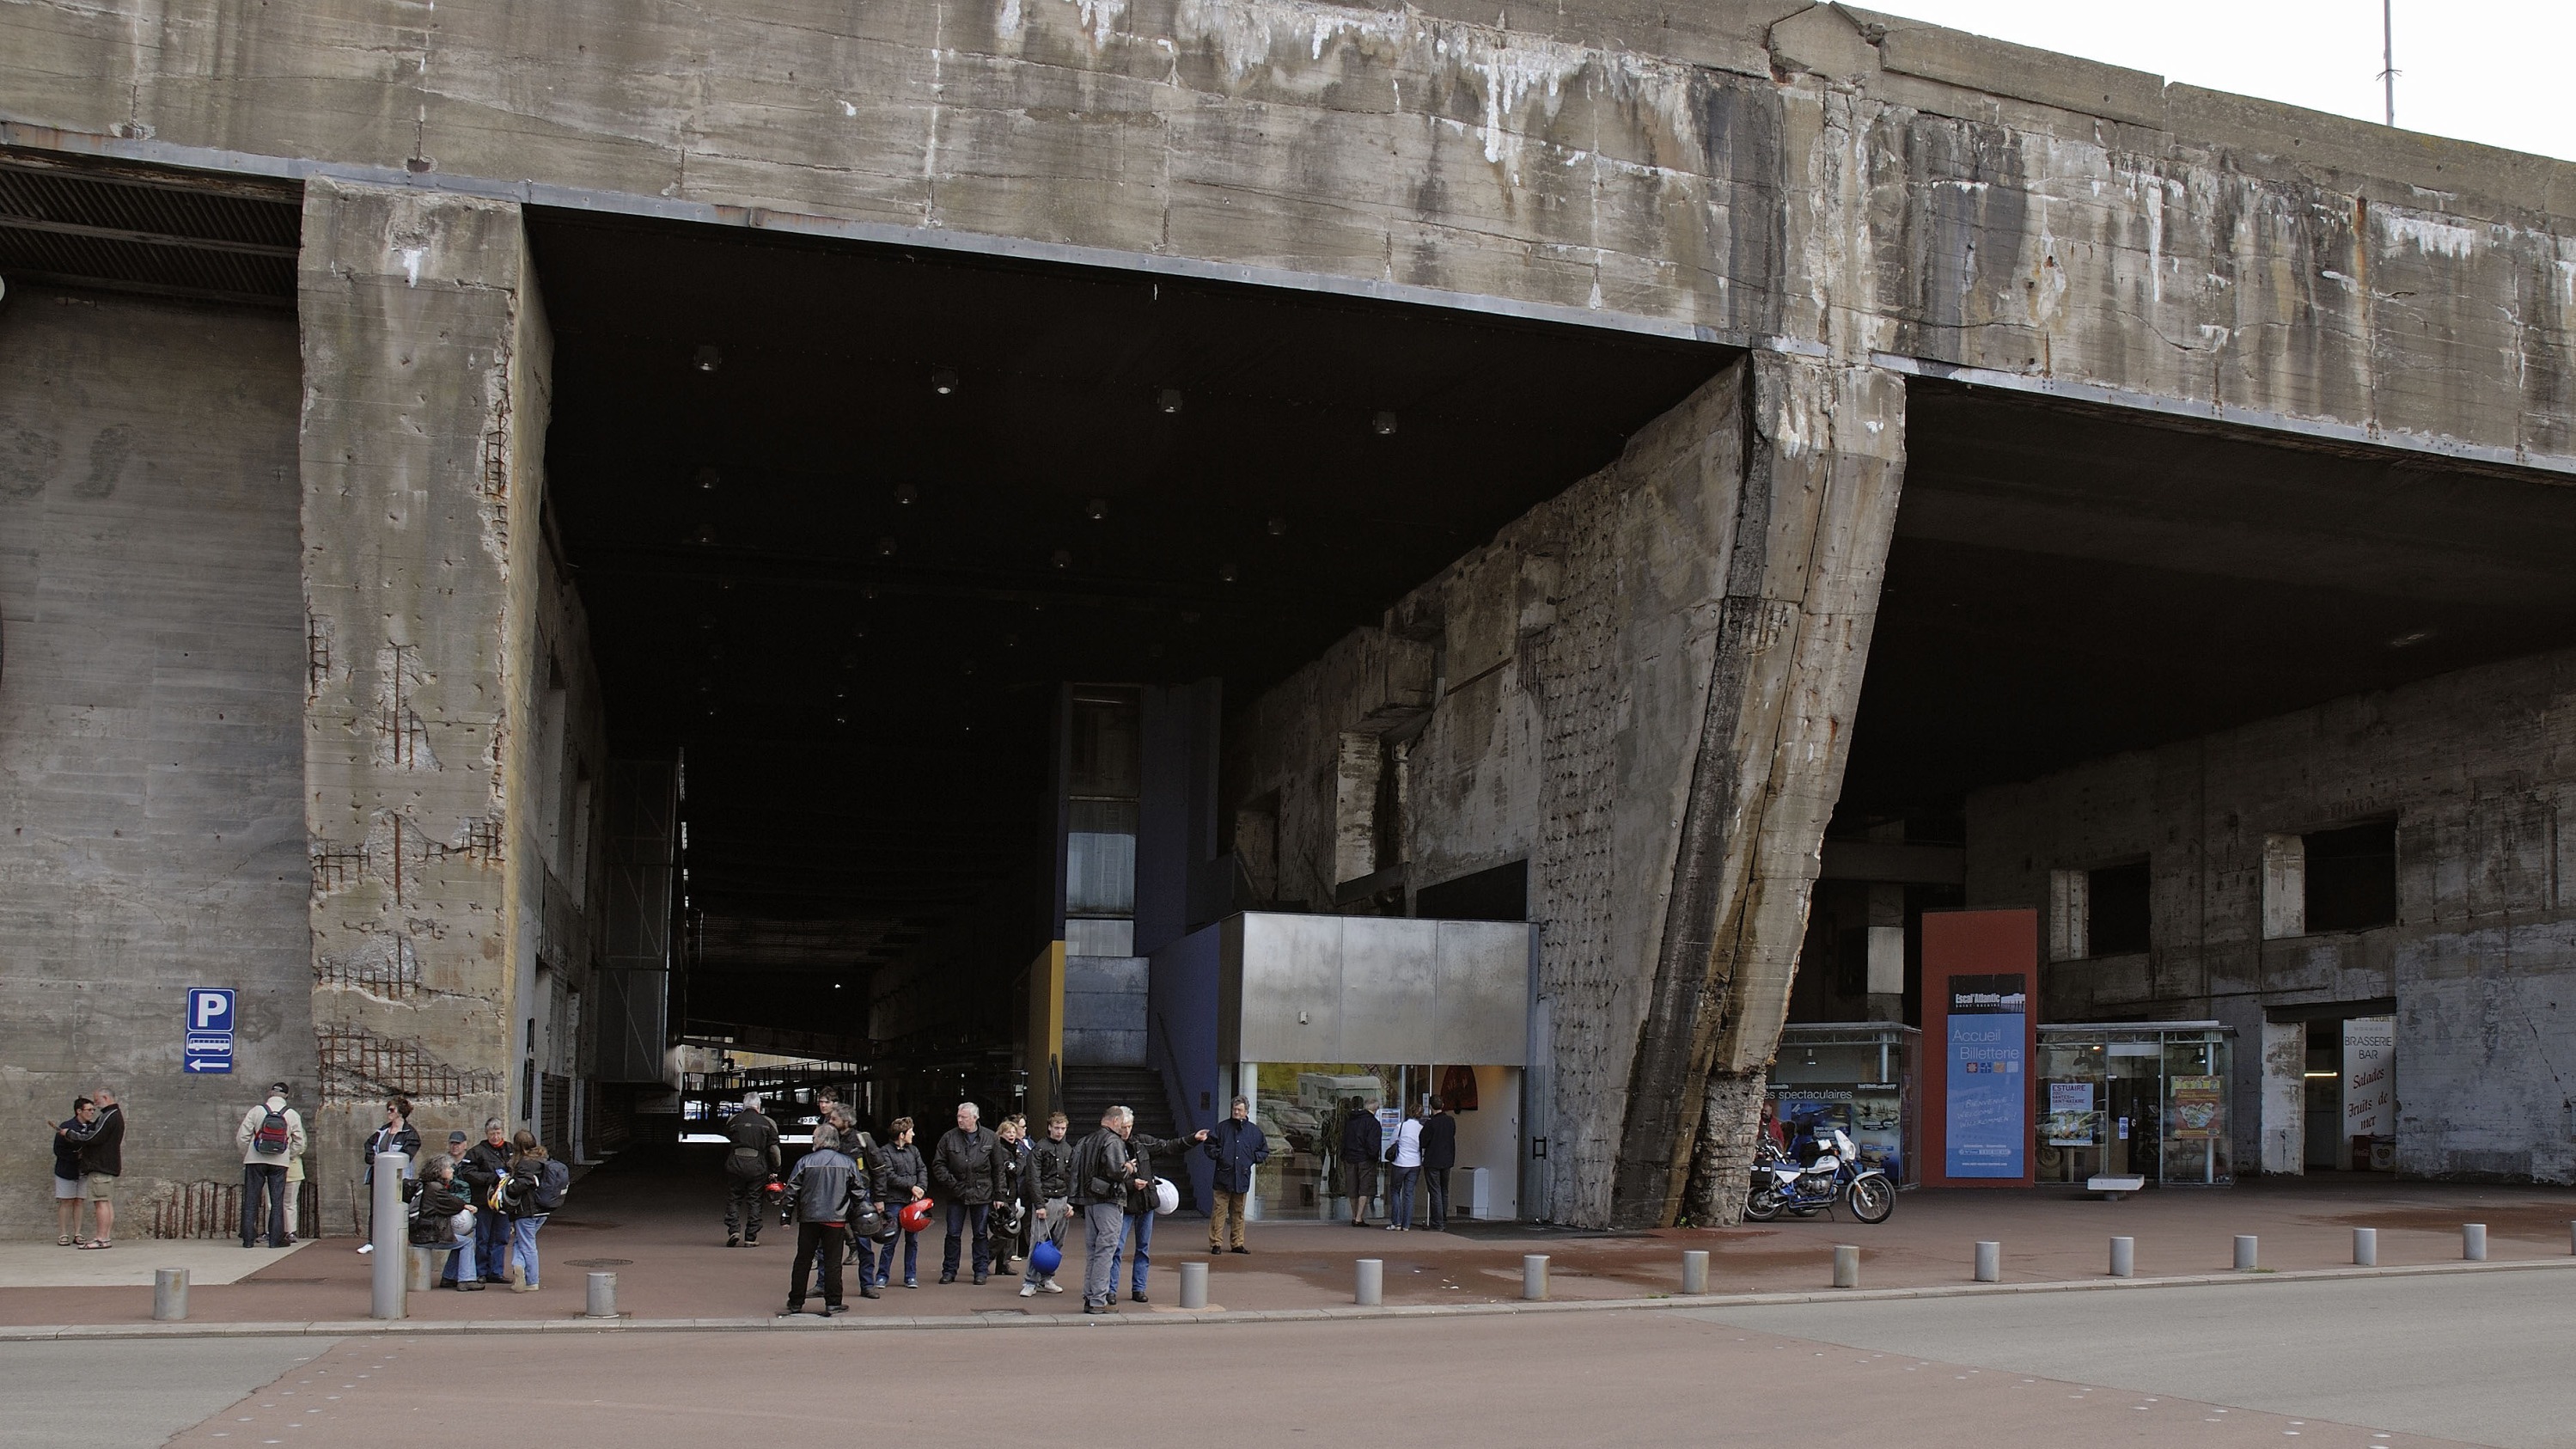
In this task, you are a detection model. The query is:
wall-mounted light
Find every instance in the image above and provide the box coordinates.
[692,523,718,546]
[895,483,919,505]
[693,467,719,491]
[931,366,959,395]
[1085,498,1108,521]
[1157,387,1185,414]
[1217,561,1238,583]
[1052,548,1072,570]
[876,535,897,558]
[1372,410,1398,436]
[1265,515,1287,537]
[692,345,723,374]
[2389,629,2434,649]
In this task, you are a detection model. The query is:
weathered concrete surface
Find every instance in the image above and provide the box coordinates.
[3,2,2573,463]
[1611,355,1903,1229]
[1230,358,1898,1227]
[1967,647,2576,1183]
[0,288,308,1241]
[296,178,558,1232]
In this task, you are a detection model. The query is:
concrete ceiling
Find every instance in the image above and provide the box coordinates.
[528,211,1727,1027]
[1839,383,2576,826]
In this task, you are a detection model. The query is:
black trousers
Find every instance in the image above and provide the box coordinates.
[726,1176,768,1240]
[1426,1168,1451,1228]
[241,1163,287,1246]
[789,1221,847,1308]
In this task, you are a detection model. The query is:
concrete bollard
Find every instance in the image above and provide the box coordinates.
[1523,1254,1549,1301]
[1354,1258,1383,1307]
[371,1152,409,1321]
[2353,1227,2378,1267]
[1682,1250,1710,1295]
[1178,1260,1209,1310]
[2109,1237,2134,1278]
[152,1268,188,1322]
[2464,1223,2487,1262]
[2234,1235,2258,1271]
[1974,1241,2000,1282]
[584,1271,617,1319]
[1832,1244,1860,1290]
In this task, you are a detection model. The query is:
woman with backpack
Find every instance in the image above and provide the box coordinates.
[502,1130,569,1293]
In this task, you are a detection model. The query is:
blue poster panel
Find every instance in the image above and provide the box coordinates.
[1944,973,2026,1178]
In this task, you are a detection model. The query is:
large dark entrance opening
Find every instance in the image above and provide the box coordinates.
[1805,382,2576,1180]
[528,211,1728,1118]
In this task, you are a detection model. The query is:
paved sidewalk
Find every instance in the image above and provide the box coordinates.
[0,1238,313,1290]
[3,1145,2566,1330]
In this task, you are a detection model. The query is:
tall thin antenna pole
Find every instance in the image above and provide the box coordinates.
[2380,0,2396,126]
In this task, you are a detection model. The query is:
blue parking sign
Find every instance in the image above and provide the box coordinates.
[188,988,235,1032]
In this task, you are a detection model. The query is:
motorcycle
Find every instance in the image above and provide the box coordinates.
[1743,1126,1895,1224]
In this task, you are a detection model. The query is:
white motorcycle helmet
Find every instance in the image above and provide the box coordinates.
[1152,1177,1180,1215]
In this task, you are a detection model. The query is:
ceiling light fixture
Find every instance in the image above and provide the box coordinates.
[931,366,959,395]
[1218,561,1238,583]
[2389,629,2434,649]
[1052,548,1072,570]
[692,345,723,373]
[1372,409,1399,436]
[895,483,919,505]
[1085,498,1108,521]
[694,467,720,491]
[1265,515,1287,537]
[1157,387,1185,414]
[876,535,897,557]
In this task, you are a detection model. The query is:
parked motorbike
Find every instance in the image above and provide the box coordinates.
[1744,1127,1895,1224]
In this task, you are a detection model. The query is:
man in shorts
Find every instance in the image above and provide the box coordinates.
[70,1087,124,1249]
[52,1097,95,1245]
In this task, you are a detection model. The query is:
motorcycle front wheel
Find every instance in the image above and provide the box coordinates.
[1846,1175,1895,1224]
[1743,1188,1785,1222]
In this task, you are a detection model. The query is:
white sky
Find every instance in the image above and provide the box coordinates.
[1865,2,2576,164]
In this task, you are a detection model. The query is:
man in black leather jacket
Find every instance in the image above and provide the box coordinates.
[1016,1111,1077,1298]
[723,1093,780,1248]
[930,1102,1010,1284]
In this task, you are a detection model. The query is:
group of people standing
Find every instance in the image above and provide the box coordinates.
[380,1098,572,1293]
[1338,1096,1458,1231]
[726,1092,1267,1318]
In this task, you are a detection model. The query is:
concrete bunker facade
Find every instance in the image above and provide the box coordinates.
[1,0,2572,1236]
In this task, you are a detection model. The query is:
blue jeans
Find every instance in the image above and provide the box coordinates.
[1108,1208,1153,1293]
[444,1207,508,1283]
[874,1228,920,1284]
[510,1213,546,1287]
[1389,1165,1419,1227]
[942,1201,990,1277]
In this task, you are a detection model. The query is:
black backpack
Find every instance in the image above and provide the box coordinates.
[532,1158,571,1211]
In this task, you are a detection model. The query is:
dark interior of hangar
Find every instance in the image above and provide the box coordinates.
[527,211,1729,1050]
[1841,385,2576,828]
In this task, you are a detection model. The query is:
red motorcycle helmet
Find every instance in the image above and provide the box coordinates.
[897,1197,934,1234]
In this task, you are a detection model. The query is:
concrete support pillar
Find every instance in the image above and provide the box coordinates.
[2259,1018,2306,1176]
[1616,354,1907,1230]
[297,178,551,1232]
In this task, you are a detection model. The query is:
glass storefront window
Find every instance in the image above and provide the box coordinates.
[1249,1063,1395,1220]
[2035,1024,2234,1186]
[1770,1024,1920,1186]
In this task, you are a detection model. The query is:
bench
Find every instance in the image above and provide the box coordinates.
[2087,1175,2146,1201]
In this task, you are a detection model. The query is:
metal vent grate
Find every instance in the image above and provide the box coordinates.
[0,155,299,307]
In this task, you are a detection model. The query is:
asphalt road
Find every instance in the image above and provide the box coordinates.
[0,1339,328,1449]
[19,1271,2567,1449]
[1694,1268,2576,1449]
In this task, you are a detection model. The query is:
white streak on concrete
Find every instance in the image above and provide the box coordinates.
[2381,213,2483,261]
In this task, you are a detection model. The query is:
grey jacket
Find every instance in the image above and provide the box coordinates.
[782,1148,859,1225]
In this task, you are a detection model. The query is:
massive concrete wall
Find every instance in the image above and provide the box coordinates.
[0,287,308,1239]
[1966,647,2576,1184]
[298,178,580,1232]
[1227,356,1901,1226]
[4,2,2572,464]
